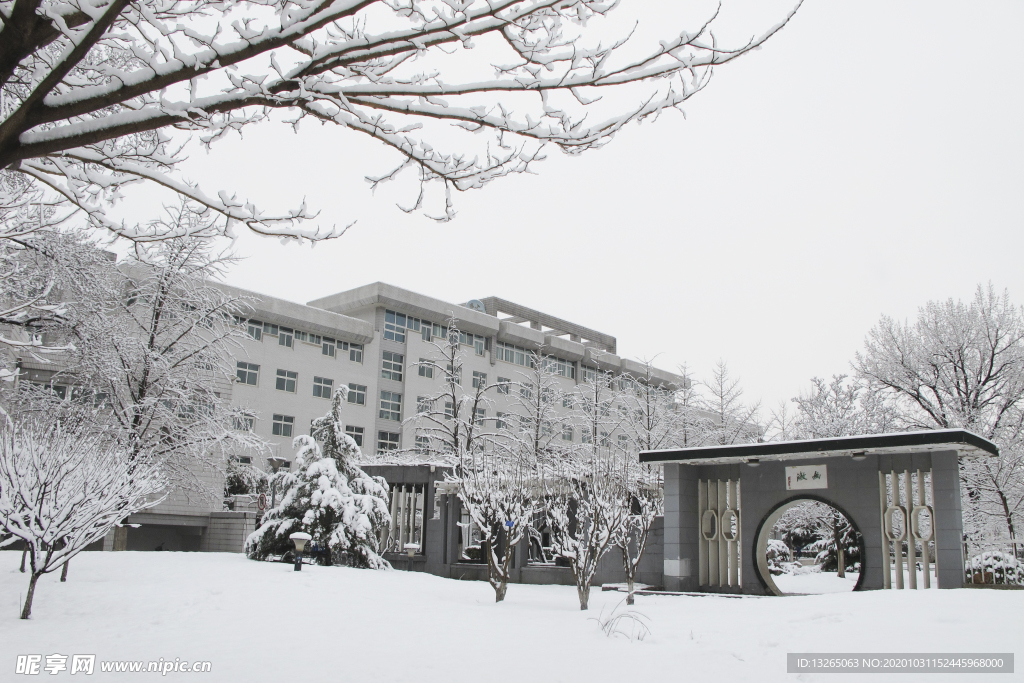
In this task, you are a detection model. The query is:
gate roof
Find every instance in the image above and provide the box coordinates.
[639,429,998,466]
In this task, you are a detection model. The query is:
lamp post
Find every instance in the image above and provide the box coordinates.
[290,532,311,571]
[267,456,290,509]
[404,543,420,572]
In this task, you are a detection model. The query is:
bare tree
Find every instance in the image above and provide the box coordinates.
[703,359,760,445]
[67,205,265,493]
[455,453,535,602]
[786,374,901,440]
[408,317,492,464]
[0,416,166,619]
[496,351,575,467]
[854,284,1024,543]
[0,1,802,239]
[544,453,628,610]
[407,317,537,601]
[614,358,678,604]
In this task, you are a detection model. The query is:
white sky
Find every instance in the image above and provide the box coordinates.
[113,0,1024,414]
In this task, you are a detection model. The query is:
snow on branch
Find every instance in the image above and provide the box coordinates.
[1,0,803,238]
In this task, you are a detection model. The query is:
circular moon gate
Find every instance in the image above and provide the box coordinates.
[754,496,866,596]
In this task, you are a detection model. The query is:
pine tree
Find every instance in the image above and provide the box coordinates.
[245,394,391,569]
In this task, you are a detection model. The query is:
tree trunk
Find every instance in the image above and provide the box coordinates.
[834,518,845,578]
[576,574,591,610]
[485,538,508,603]
[61,559,69,582]
[21,571,42,619]
[20,547,26,572]
[626,575,635,606]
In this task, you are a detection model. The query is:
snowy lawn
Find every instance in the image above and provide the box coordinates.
[2,551,1020,682]
[773,570,859,594]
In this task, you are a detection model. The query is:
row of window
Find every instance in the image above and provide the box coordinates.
[384,310,487,356]
[270,417,396,454]
[237,318,364,361]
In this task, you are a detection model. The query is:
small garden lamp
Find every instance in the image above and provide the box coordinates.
[404,543,420,571]
[290,532,311,571]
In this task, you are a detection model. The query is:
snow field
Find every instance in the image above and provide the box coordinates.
[1,551,1020,683]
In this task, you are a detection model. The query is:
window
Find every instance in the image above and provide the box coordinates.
[378,431,400,452]
[496,341,534,367]
[472,371,487,389]
[582,429,593,444]
[474,407,486,425]
[444,401,454,420]
[263,322,279,337]
[544,356,576,380]
[278,327,294,347]
[345,425,364,447]
[272,414,294,437]
[416,396,431,414]
[563,396,574,409]
[236,361,259,386]
[384,309,421,343]
[275,369,297,393]
[379,391,402,421]
[495,412,506,430]
[295,330,308,343]
[600,431,611,447]
[347,383,367,405]
[349,343,363,363]
[313,376,333,399]
[414,434,431,455]
[232,411,255,431]
[236,456,253,465]
[382,351,404,382]
[245,319,263,341]
[618,434,630,449]
[474,337,485,356]
[322,337,336,357]
[497,377,511,395]
[418,359,433,378]
[421,325,432,342]
[520,383,533,400]
[583,366,598,383]
[446,363,461,385]
[562,426,573,442]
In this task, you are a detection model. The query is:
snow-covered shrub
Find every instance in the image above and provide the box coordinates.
[245,395,391,569]
[966,551,1024,585]
[766,539,791,575]
[225,459,269,497]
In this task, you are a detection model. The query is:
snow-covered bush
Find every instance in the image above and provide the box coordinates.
[966,551,1024,585]
[766,539,791,575]
[225,460,269,497]
[245,395,391,569]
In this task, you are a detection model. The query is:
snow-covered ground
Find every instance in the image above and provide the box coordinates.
[774,570,859,594]
[2,551,1020,682]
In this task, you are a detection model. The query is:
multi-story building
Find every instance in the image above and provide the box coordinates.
[12,281,684,552]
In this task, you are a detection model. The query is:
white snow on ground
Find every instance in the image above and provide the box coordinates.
[774,570,859,594]
[2,551,1021,683]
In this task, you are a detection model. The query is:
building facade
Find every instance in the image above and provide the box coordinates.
[125,281,684,552]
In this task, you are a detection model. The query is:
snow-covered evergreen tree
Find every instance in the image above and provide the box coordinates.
[245,393,391,569]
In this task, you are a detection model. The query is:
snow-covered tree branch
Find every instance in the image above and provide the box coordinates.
[0,0,803,238]
[0,416,167,618]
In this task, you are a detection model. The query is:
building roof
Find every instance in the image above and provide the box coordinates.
[639,429,999,465]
